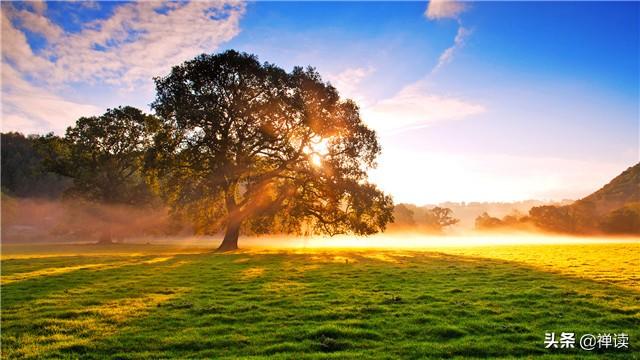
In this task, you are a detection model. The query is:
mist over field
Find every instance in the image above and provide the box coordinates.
[116,233,637,249]
[4,194,637,247]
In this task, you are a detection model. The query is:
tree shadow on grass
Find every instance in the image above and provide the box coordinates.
[50,251,638,359]
[0,254,214,359]
[1,255,190,306]
[2,251,638,358]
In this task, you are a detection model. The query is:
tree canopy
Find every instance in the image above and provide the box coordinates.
[150,50,393,251]
[0,132,70,198]
[423,206,459,233]
[60,106,160,205]
[392,204,416,227]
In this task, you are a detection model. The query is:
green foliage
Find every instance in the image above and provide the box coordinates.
[0,132,70,198]
[528,205,576,233]
[600,203,640,234]
[1,244,637,358]
[61,106,160,205]
[150,50,393,243]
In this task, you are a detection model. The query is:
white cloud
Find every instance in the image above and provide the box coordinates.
[1,64,103,135]
[1,1,245,134]
[362,80,485,134]
[424,0,470,73]
[1,9,54,76]
[9,6,63,41]
[425,0,466,20]
[29,0,47,15]
[353,0,478,134]
[433,26,470,73]
[42,1,245,87]
[327,66,375,104]
[325,66,484,135]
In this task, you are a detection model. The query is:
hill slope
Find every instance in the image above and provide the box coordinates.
[578,162,640,215]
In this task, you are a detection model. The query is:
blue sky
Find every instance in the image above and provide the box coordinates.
[2,1,638,203]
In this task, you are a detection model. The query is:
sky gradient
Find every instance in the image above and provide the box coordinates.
[2,1,638,204]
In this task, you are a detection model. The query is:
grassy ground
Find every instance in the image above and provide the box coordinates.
[1,241,639,359]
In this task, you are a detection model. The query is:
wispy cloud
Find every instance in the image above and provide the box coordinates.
[9,1,244,86]
[321,2,481,134]
[327,66,375,104]
[1,63,103,135]
[1,9,53,75]
[1,1,245,134]
[433,26,471,73]
[6,5,63,41]
[424,0,470,73]
[362,80,485,134]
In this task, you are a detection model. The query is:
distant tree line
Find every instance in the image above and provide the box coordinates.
[473,162,640,236]
[2,124,178,243]
[389,162,640,236]
[389,204,460,233]
[1,132,71,198]
[475,201,640,235]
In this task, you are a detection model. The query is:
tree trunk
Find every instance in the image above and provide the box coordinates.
[216,218,241,252]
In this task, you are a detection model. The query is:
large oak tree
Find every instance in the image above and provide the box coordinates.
[151,50,393,251]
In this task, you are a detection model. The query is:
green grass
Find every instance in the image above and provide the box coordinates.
[1,242,639,359]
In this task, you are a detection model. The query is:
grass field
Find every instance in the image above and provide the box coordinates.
[1,240,639,359]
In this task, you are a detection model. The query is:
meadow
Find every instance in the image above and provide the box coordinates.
[1,239,638,359]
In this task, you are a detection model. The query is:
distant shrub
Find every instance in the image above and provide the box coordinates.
[600,203,640,234]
